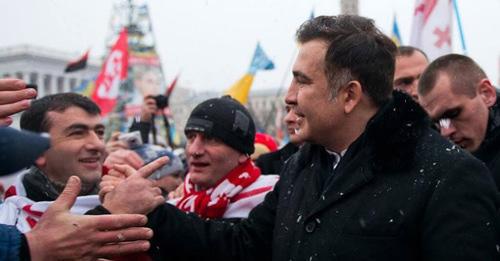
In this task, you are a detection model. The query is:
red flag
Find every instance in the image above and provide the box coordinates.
[91,29,129,116]
[165,73,180,96]
[64,49,89,73]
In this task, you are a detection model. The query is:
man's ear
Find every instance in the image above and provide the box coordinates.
[341,81,363,114]
[477,79,497,107]
[34,155,47,168]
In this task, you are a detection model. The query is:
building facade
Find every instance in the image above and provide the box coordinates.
[0,44,101,127]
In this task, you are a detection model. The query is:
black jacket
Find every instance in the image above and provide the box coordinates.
[255,142,299,175]
[474,93,500,189]
[147,92,500,261]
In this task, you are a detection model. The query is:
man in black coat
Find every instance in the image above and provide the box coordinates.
[418,54,500,188]
[255,102,301,174]
[97,15,500,260]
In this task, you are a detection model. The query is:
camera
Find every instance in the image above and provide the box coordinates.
[118,131,143,149]
[153,94,169,109]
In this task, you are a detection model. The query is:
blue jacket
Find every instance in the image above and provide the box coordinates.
[0,224,23,260]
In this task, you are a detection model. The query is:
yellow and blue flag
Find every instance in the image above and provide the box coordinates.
[225,42,274,104]
[391,14,402,46]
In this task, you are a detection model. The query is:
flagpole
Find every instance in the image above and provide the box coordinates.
[452,0,467,55]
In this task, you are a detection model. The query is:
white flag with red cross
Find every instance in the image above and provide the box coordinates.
[410,0,453,60]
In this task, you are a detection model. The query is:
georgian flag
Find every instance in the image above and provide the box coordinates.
[410,0,453,60]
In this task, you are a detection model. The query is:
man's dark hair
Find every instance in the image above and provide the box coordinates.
[396,46,428,60]
[21,93,101,133]
[418,54,487,98]
[296,15,397,106]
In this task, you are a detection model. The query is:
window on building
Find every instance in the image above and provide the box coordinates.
[69,78,77,91]
[29,72,38,85]
[15,72,23,80]
[57,76,64,93]
[43,74,52,95]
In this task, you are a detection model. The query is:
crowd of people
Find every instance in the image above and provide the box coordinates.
[0,14,499,260]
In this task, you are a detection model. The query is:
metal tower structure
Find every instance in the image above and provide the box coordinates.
[104,0,171,146]
[340,0,359,15]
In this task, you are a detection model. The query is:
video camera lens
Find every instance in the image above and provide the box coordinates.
[154,94,169,109]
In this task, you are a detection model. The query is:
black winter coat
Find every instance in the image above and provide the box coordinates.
[255,142,299,175]
[474,93,500,189]
[147,92,500,261]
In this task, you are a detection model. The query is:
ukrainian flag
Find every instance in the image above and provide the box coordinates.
[392,14,402,46]
[225,42,274,104]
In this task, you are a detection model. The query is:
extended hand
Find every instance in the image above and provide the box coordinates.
[25,176,153,261]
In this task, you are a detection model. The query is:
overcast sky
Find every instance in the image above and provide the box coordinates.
[0,0,498,93]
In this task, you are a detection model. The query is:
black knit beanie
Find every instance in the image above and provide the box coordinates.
[184,96,255,154]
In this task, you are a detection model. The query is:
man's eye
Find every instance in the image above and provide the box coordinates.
[95,129,105,138]
[70,130,84,136]
[443,109,460,119]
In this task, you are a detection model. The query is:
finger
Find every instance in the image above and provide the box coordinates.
[92,214,147,230]
[49,176,81,211]
[0,88,36,105]
[113,164,137,178]
[95,227,153,243]
[0,78,25,91]
[153,187,163,196]
[136,156,169,179]
[94,241,150,257]
[106,169,128,179]
[0,117,13,127]
[153,195,166,208]
[127,152,144,169]
[99,186,115,202]
[0,99,31,118]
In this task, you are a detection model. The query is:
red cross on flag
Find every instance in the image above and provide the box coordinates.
[91,28,129,116]
[410,0,453,60]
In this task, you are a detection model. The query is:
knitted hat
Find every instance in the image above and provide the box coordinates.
[184,96,255,154]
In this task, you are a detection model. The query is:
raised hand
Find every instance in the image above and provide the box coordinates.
[102,157,169,215]
[0,78,36,126]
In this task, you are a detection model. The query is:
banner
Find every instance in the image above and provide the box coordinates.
[91,28,129,116]
[410,0,453,60]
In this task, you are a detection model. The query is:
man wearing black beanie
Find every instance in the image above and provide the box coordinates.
[102,95,279,219]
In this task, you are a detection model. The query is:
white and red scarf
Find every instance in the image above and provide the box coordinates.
[0,171,100,233]
[176,159,276,219]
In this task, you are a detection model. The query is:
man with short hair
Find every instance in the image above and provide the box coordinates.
[0,79,158,260]
[17,93,106,200]
[97,16,500,260]
[393,46,429,101]
[102,96,279,219]
[418,53,500,187]
[255,86,303,174]
[1,93,162,233]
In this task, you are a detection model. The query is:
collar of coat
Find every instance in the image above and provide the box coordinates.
[299,91,430,173]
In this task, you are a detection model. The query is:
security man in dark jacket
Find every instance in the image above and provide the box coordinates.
[97,15,500,260]
[418,54,500,188]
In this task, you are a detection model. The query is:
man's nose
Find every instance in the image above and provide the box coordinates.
[440,123,456,138]
[86,131,105,152]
